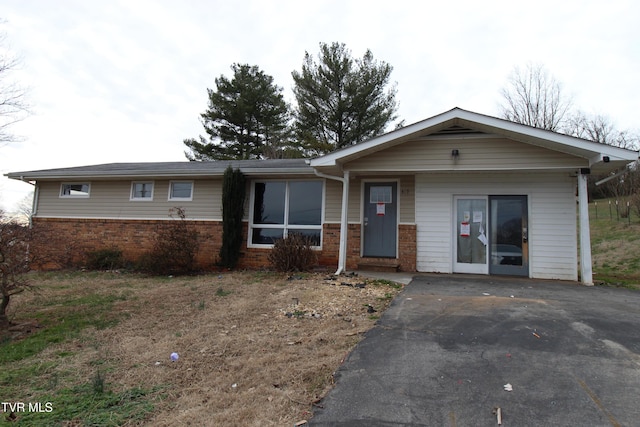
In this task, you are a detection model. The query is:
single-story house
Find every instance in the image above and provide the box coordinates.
[6,108,638,283]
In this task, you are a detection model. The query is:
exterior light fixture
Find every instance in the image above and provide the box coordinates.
[451,149,459,157]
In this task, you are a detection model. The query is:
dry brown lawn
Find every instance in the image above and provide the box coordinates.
[8,270,402,426]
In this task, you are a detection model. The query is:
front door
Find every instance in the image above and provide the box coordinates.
[363,182,397,258]
[453,197,488,274]
[489,195,529,276]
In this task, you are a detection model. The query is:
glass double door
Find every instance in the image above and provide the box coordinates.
[453,196,528,276]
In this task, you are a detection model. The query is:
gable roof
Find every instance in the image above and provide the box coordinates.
[6,159,313,181]
[310,107,638,173]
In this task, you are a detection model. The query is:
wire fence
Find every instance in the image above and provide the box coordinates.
[592,199,639,224]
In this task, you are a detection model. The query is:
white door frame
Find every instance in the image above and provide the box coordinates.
[453,195,489,274]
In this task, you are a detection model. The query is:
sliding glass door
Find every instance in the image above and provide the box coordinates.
[453,195,529,277]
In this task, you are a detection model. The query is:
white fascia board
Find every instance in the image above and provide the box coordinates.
[310,107,639,168]
[455,111,639,160]
[310,109,463,167]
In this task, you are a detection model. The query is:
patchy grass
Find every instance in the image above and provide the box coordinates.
[0,270,402,425]
[589,198,640,288]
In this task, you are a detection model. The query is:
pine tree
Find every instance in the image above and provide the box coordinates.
[184,64,290,160]
[292,42,398,155]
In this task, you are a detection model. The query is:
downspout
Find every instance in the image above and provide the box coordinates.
[577,168,593,285]
[20,176,37,228]
[311,168,350,275]
[595,160,637,186]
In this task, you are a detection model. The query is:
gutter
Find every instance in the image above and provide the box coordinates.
[19,176,37,227]
[6,167,315,181]
[309,161,349,276]
[595,161,638,186]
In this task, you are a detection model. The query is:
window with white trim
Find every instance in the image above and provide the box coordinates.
[130,181,154,201]
[60,183,90,198]
[169,181,193,201]
[249,180,323,247]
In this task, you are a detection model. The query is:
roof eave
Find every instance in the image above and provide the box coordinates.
[5,167,315,181]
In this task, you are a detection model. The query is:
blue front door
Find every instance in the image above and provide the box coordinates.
[363,182,397,258]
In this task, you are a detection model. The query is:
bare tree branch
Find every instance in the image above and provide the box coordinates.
[0,24,29,145]
[499,63,572,131]
[564,110,639,150]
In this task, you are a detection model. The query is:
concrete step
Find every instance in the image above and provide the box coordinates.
[357,259,400,273]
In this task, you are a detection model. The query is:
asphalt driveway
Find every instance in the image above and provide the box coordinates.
[310,274,640,426]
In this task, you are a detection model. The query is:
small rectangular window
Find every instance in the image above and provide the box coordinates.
[131,182,154,201]
[60,183,90,198]
[370,186,392,203]
[169,181,193,201]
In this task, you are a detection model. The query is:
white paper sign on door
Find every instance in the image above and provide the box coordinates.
[376,202,385,216]
[477,224,488,246]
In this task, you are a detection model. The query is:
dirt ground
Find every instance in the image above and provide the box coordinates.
[10,270,402,426]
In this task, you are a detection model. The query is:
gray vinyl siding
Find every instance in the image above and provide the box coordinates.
[415,172,577,281]
[346,137,588,172]
[399,175,415,224]
[36,178,322,223]
[36,179,223,220]
[324,179,343,223]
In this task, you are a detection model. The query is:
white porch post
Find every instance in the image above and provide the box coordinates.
[578,169,593,285]
[337,170,350,274]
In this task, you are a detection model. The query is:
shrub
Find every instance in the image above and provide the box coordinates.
[86,248,124,270]
[138,208,199,275]
[268,233,317,272]
[219,166,246,269]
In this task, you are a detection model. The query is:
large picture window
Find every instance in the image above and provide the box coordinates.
[250,180,323,247]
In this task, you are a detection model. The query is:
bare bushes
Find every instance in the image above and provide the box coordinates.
[1,216,36,330]
[268,233,317,272]
[138,208,199,275]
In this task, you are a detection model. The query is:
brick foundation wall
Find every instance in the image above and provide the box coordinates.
[30,218,417,272]
[31,218,223,269]
[344,223,416,272]
[235,223,341,270]
[398,224,417,272]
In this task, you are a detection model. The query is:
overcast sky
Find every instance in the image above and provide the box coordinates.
[1,0,639,212]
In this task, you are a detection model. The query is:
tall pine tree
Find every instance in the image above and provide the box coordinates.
[184,64,290,160]
[292,42,399,156]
